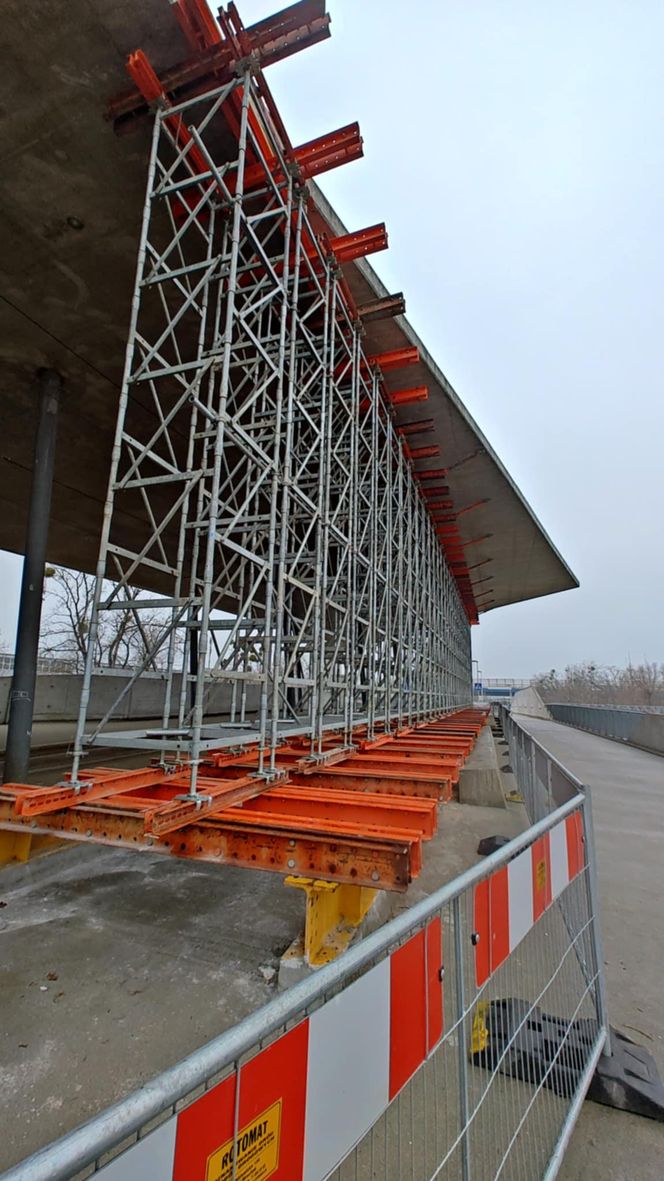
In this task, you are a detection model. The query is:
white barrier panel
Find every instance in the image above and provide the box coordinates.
[97,920,445,1181]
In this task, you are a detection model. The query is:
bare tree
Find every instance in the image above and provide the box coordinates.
[534,661,664,708]
[39,567,180,673]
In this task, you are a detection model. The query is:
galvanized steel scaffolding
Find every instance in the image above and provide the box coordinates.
[70,70,472,791]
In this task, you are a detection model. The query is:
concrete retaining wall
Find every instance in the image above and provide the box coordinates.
[549,703,664,758]
[0,672,260,723]
[510,686,552,720]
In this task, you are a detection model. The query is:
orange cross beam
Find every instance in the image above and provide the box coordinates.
[389,386,428,406]
[358,293,406,322]
[0,797,415,891]
[416,468,448,481]
[397,417,434,436]
[369,346,420,372]
[244,123,365,192]
[172,0,222,53]
[243,784,437,839]
[406,444,440,460]
[329,223,388,264]
[295,123,364,180]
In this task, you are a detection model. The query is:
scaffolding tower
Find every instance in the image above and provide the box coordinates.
[68,52,472,794]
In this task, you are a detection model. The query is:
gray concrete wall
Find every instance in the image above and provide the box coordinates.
[0,672,259,723]
[510,686,552,720]
[549,702,664,757]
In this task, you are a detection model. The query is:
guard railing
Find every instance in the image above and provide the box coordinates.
[0,712,609,1181]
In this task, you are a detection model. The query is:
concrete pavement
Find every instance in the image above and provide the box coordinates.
[0,736,528,1172]
[518,716,664,1180]
[1,718,662,1176]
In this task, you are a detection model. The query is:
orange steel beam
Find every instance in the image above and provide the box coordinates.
[108,1,331,130]
[0,798,414,891]
[294,122,364,179]
[397,418,435,437]
[288,772,444,800]
[0,709,491,890]
[369,346,420,372]
[417,468,449,481]
[358,293,406,322]
[289,767,453,795]
[329,224,388,264]
[406,445,440,460]
[244,785,437,838]
[241,123,364,192]
[348,752,463,769]
[390,386,428,406]
[11,766,169,818]
[172,0,222,52]
[455,498,490,517]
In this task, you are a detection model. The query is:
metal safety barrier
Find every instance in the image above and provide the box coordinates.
[548,702,664,758]
[1,714,609,1181]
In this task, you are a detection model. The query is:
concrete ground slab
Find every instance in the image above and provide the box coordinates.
[4,717,659,1179]
[0,845,304,1172]
[0,736,527,1171]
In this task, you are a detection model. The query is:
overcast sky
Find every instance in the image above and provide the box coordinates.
[2,0,663,679]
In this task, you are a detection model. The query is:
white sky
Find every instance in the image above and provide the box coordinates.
[2,0,663,679]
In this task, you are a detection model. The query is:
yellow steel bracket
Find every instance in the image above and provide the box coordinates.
[0,831,63,867]
[285,876,377,966]
[0,830,33,865]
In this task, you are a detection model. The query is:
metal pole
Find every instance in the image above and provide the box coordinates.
[4,369,61,784]
[453,895,471,1181]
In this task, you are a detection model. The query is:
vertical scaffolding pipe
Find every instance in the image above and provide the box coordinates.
[4,368,61,784]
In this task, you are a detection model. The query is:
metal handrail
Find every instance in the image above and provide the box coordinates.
[1,713,594,1181]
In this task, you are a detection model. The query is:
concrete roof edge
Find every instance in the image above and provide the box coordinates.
[309,180,579,595]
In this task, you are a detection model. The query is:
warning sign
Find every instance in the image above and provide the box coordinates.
[535,859,547,893]
[206,1100,282,1181]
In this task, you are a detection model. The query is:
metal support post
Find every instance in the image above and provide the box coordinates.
[63,68,474,776]
[4,369,61,784]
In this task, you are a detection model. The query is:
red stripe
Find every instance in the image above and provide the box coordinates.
[473,865,509,987]
[173,1020,309,1181]
[389,931,427,1099]
[566,811,585,879]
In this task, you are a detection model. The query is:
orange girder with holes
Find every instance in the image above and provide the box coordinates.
[0,709,490,891]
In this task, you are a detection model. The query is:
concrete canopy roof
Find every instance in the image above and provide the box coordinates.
[0,0,578,616]
[309,187,579,614]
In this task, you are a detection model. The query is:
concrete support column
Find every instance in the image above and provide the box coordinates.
[3,369,61,783]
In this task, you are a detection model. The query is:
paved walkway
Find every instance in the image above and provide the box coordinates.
[517,715,664,1180]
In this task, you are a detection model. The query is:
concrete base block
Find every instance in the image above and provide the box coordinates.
[458,727,506,809]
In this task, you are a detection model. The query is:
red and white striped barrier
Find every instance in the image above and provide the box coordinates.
[95,810,585,1181]
[473,810,585,987]
[97,919,444,1181]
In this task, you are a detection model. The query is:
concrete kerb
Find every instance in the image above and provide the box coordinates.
[457,726,506,808]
